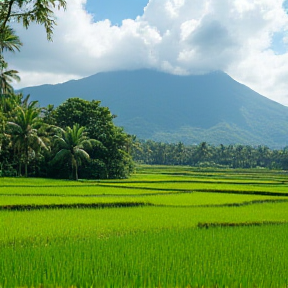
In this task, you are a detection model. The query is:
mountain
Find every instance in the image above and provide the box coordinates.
[19,69,288,148]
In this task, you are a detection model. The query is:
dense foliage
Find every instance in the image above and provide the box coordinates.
[50,98,134,178]
[132,140,288,169]
[0,1,134,179]
[1,95,288,178]
[0,96,134,179]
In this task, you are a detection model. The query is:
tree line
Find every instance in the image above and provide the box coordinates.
[131,140,288,169]
[0,96,134,179]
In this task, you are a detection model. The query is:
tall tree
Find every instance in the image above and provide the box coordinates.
[6,101,48,177]
[0,1,66,178]
[0,60,20,95]
[53,98,134,179]
[52,123,101,181]
[0,25,22,51]
[0,0,66,93]
[196,142,211,164]
[0,0,66,40]
[0,26,21,117]
[0,25,21,159]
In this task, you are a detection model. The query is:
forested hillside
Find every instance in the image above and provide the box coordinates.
[21,69,288,148]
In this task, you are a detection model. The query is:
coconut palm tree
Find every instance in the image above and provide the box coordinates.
[53,123,102,180]
[6,101,48,177]
[0,25,22,96]
[0,0,66,41]
[0,26,22,153]
[0,26,22,53]
[196,142,212,164]
[0,61,20,95]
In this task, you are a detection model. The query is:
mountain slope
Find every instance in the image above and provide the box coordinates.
[20,69,288,148]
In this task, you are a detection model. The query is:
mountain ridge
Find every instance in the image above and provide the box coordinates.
[19,69,288,148]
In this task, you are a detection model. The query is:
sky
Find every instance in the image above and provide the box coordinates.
[4,0,288,106]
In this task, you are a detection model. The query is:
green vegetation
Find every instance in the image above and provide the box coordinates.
[1,25,288,180]
[0,2,133,180]
[132,140,288,169]
[19,69,288,149]
[1,3,288,287]
[1,96,134,179]
[52,123,103,180]
[0,166,288,287]
[1,225,288,288]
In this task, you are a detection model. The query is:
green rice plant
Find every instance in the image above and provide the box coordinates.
[1,192,287,208]
[0,195,148,206]
[99,181,288,195]
[0,185,174,196]
[1,202,288,244]
[0,166,287,288]
[134,166,288,186]
[143,192,288,207]
[0,225,287,288]
[0,177,86,186]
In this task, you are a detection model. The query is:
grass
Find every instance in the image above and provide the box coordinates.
[0,165,288,287]
[1,225,288,288]
[1,202,288,243]
[99,181,288,195]
[1,192,287,208]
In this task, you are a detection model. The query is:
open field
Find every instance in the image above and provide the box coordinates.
[0,166,288,287]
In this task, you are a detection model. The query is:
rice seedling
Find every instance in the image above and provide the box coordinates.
[0,225,287,288]
[0,166,287,287]
[1,202,288,243]
[1,192,287,208]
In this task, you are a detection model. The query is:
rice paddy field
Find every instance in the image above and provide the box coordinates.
[0,165,288,288]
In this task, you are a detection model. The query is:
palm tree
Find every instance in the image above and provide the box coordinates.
[196,142,211,163]
[6,102,48,177]
[0,61,20,95]
[0,26,22,53]
[0,26,22,153]
[53,124,102,180]
[0,0,67,42]
[0,25,22,96]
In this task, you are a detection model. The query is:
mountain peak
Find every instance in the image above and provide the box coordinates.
[20,69,288,148]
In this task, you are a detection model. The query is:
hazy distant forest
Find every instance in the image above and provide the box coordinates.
[0,0,288,180]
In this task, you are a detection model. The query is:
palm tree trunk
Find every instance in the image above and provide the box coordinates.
[25,145,28,177]
[18,162,21,176]
[71,155,78,181]
[75,161,78,181]
[25,162,28,178]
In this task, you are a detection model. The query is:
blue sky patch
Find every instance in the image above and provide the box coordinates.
[271,32,288,55]
[283,0,288,13]
[85,0,149,25]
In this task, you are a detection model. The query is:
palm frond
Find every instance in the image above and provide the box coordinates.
[74,148,90,161]
[52,149,71,163]
[0,26,22,53]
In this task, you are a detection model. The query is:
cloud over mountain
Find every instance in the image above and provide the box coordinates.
[5,0,288,105]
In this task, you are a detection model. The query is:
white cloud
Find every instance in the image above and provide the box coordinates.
[4,0,288,106]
